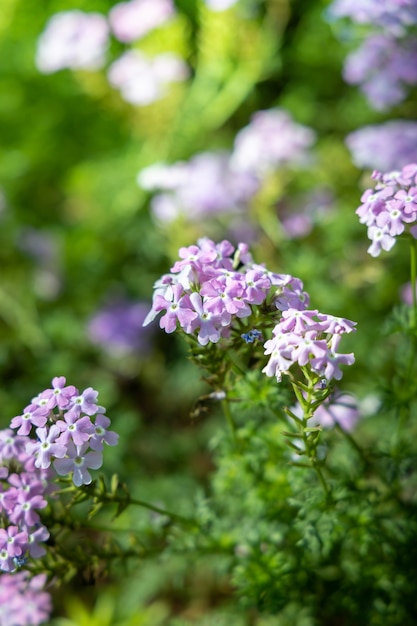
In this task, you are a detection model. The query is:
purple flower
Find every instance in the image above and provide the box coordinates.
[327,0,417,36]
[56,414,94,447]
[356,163,417,256]
[343,33,417,111]
[108,50,188,106]
[154,283,198,334]
[310,392,360,432]
[27,525,50,559]
[10,491,47,528]
[26,425,67,470]
[35,10,109,73]
[66,386,100,417]
[138,152,259,223]
[187,292,226,345]
[54,442,103,487]
[40,376,77,410]
[231,109,315,175]
[89,414,119,451]
[0,572,52,625]
[10,403,49,437]
[109,0,174,42]
[0,526,28,560]
[346,121,417,172]
[144,238,310,345]
[88,299,155,356]
[262,309,356,382]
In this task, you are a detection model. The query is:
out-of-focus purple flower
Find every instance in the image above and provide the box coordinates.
[230,109,316,175]
[36,10,109,73]
[108,50,188,106]
[310,392,360,432]
[400,280,417,305]
[87,299,154,356]
[0,572,51,625]
[109,0,175,42]
[328,0,417,35]
[138,152,260,222]
[203,0,239,10]
[346,121,417,172]
[343,33,417,111]
[279,189,334,239]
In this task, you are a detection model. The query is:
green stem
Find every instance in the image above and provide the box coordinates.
[410,237,417,330]
[105,495,198,527]
[289,379,331,497]
[335,423,368,465]
[221,397,240,449]
[313,463,330,498]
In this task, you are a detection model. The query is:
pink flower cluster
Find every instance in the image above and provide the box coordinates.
[262,309,356,382]
[356,163,417,256]
[0,378,118,573]
[0,572,51,626]
[144,238,309,345]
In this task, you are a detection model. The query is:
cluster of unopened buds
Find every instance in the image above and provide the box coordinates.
[356,162,417,256]
[145,238,356,383]
[0,377,118,574]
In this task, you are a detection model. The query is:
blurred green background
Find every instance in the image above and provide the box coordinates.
[1,0,415,622]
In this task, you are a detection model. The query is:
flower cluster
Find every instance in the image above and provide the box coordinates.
[346,121,417,172]
[35,4,187,107]
[328,0,417,111]
[343,34,417,111]
[262,309,356,383]
[145,239,356,383]
[0,429,49,573]
[230,109,316,175]
[144,238,309,345]
[137,109,315,224]
[0,572,51,626]
[0,378,118,573]
[138,152,259,222]
[356,163,417,256]
[328,0,417,36]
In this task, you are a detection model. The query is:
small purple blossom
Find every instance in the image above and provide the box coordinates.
[26,425,67,470]
[54,442,103,487]
[10,404,49,437]
[89,414,119,451]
